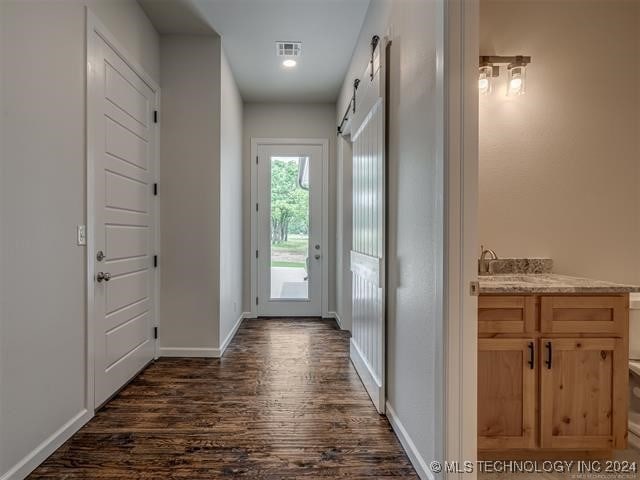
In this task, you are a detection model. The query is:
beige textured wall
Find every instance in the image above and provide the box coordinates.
[479,0,640,284]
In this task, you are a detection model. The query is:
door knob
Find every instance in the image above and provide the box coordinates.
[96,272,111,283]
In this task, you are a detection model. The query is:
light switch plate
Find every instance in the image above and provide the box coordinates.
[77,225,87,246]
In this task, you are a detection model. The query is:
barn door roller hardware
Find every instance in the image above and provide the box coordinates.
[370,35,380,80]
[352,78,360,114]
[337,78,360,135]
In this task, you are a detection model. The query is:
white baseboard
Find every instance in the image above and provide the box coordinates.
[349,339,383,412]
[1,409,92,480]
[218,314,244,356]
[159,347,220,358]
[385,402,435,480]
[160,313,246,359]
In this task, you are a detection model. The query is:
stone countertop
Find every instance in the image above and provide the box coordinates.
[478,273,640,294]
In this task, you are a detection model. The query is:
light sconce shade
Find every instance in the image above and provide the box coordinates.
[478,65,493,95]
[478,55,531,97]
[507,63,526,96]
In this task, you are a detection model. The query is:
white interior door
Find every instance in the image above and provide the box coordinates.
[349,37,387,413]
[256,144,323,316]
[88,27,157,408]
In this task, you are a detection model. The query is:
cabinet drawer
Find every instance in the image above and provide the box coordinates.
[540,296,627,335]
[479,296,536,334]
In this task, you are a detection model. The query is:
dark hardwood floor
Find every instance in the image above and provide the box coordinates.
[29,318,418,479]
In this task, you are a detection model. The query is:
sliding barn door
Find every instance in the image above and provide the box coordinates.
[350,37,387,414]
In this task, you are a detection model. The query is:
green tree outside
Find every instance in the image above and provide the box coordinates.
[270,158,308,243]
[270,158,309,269]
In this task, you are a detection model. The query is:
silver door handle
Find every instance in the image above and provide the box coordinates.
[96,272,111,283]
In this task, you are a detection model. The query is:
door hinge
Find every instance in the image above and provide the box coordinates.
[470,280,480,296]
[256,155,259,164]
[255,249,259,259]
[153,183,158,196]
[153,326,158,339]
[153,255,158,268]
[256,203,259,212]
[256,296,259,305]
[153,110,158,123]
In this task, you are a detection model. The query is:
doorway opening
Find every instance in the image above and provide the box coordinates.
[251,139,329,318]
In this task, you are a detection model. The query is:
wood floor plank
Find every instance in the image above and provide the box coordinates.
[28,318,418,479]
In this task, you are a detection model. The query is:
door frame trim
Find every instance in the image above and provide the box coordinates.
[443,0,479,478]
[250,137,329,318]
[86,8,161,412]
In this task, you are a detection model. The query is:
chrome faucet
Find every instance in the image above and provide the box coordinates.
[479,245,498,275]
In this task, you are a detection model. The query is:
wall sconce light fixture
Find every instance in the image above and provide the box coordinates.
[507,60,527,96]
[478,64,496,95]
[479,55,531,96]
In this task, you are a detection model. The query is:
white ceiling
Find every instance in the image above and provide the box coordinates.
[139,0,371,103]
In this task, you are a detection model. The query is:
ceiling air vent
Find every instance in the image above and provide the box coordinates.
[276,41,302,57]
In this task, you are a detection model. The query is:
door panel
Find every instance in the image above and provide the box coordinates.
[478,339,537,449]
[89,31,157,408]
[256,144,323,316]
[104,299,150,332]
[540,338,627,449]
[106,226,148,260]
[349,37,386,413]
[105,172,149,213]
[105,62,149,126]
[106,270,149,314]
[105,118,148,169]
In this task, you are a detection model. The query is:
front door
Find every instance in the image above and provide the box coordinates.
[88,27,158,407]
[256,144,323,316]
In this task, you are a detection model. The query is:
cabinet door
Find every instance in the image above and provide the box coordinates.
[541,296,627,336]
[478,339,537,449]
[479,296,536,334]
[540,338,627,450]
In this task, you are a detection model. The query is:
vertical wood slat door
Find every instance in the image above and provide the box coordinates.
[88,22,158,408]
[349,37,387,413]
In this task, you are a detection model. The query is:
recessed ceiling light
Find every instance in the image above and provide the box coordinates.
[282,59,297,68]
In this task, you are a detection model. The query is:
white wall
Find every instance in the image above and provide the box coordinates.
[219,48,244,341]
[479,0,640,285]
[159,35,222,353]
[337,0,444,476]
[0,1,159,477]
[242,103,337,314]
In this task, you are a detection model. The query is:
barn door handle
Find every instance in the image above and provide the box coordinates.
[528,342,534,369]
[545,341,553,369]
